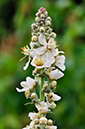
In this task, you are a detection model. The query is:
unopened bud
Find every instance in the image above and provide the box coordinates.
[47,93,53,98]
[46,20,51,26]
[47,119,53,125]
[36,113,40,119]
[50,102,56,109]
[34,118,39,124]
[44,11,48,16]
[43,84,48,89]
[40,14,45,18]
[31,93,37,99]
[46,16,52,21]
[31,23,37,30]
[51,81,57,88]
[39,117,47,124]
[40,26,45,32]
[32,36,38,42]
[25,90,30,99]
[51,32,56,38]
[35,17,40,22]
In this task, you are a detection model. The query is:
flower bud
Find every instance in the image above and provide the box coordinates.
[31,93,37,99]
[25,90,30,99]
[43,83,48,89]
[40,14,45,18]
[47,93,53,98]
[47,119,53,125]
[40,26,45,32]
[34,118,39,124]
[48,28,52,33]
[50,102,56,109]
[39,117,47,124]
[46,16,52,21]
[32,36,38,42]
[51,32,56,38]
[35,17,40,22]
[31,23,37,30]
[51,81,57,88]
[45,20,51,26]
[44,11,48,16]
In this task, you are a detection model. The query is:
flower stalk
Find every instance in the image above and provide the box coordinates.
[16,7,66,129]
[40,77,44,102]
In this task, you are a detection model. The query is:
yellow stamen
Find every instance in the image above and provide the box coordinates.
[34,58,44,66]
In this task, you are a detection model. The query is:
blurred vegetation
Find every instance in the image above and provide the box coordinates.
[0,0,85,129]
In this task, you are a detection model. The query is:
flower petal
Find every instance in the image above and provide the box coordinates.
[55,55,66,71]
[23,57,30,70]
[26,77,35,89]
[32,46,46,55]
[56,63,66,71]
[39,34,47,45]
[16,87,28,92]
[20,81,28,88]
[51,93,61,101]
[48,69,64,80]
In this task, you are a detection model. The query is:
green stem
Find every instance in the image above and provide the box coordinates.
[40,77,44,101]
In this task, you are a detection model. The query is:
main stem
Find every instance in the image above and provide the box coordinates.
[40,77,44,101]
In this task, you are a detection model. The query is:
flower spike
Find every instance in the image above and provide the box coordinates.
[16,7,66,129]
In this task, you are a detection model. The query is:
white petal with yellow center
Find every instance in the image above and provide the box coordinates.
[31,54,55,68]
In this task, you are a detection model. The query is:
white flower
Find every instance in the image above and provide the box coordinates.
[45,125,57,129]
[45,92,61,101]
[31,53,55,68]
[28,112,40,120]
[16,77,36,92]
[55,55,66,71]
[35,101,50,114]
[48,69,64,80]
[31,34,59,57]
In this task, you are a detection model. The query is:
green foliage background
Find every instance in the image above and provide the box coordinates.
[0,0,85,129]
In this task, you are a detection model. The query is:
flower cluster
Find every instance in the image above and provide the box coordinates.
[16,7,65,129]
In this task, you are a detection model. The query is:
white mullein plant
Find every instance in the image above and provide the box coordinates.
[16,7,66,129]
